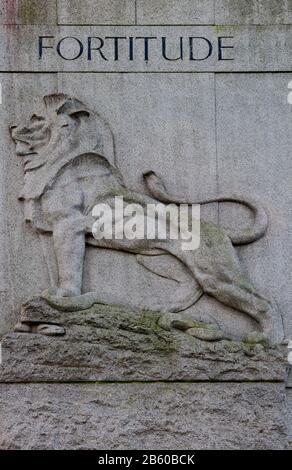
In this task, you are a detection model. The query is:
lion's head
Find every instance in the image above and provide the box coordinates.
[10,93,116,174]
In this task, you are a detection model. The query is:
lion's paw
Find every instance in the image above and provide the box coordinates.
[36,324,66,337]
[42,287,80,298]
[14,321,65,336]
[245,331,270,346]
[186,327,227,341]
[158,313,227,342]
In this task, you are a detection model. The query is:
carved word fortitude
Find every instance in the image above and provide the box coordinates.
[38,36,234,62]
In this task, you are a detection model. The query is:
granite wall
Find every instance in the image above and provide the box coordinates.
[0,0,291,450]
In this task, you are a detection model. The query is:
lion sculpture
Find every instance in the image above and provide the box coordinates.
[10,94,281,343]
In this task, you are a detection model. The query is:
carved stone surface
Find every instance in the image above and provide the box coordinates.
[0,298,287,383]
[0,0,291,451]
[9,93,283,345]
[0,382,288,450]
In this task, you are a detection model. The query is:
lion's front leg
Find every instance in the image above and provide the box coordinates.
[42,185,86,297]
[52,216,86,297]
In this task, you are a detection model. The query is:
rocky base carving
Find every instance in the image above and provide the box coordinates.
[0,298,289,450]
[0,297,287,383]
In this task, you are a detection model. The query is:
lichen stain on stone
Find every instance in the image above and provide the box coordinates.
[214,25,228,35]
[3,0,17,24]
[123,309,179,352]
[2,1,19,68]
[18,0,39,24]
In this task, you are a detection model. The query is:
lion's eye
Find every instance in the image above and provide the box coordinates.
[31,114,45,122]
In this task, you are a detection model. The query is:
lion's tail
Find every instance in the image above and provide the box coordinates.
[144,171,268,246]
[204,196,268,245]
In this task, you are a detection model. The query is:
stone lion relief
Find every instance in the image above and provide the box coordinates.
[10,94,282,343]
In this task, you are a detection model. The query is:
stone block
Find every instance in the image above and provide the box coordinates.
[0,382,287,449]
[0,0,57,25]
[216,0,292,25]
[58,0,136,25]
[136,0,214,25]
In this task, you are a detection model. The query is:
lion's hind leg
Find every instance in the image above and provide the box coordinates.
[169,225,275,340]
[189,238,275,340]
[198,269,279,342]
[198,269,270,324]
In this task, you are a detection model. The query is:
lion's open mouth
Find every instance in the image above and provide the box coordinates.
[14,140,34,157]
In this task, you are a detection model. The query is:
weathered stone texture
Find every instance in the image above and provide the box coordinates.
[0,382,287,450]
[0,0,57,25]
[216,0,292,25]
[58,0,136,25]
[136,0,214,25]
[0,299,287,383]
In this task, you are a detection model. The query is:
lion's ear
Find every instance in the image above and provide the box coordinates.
[43,93,69,110]
[69,110,90,120]
[57,98,91,119]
